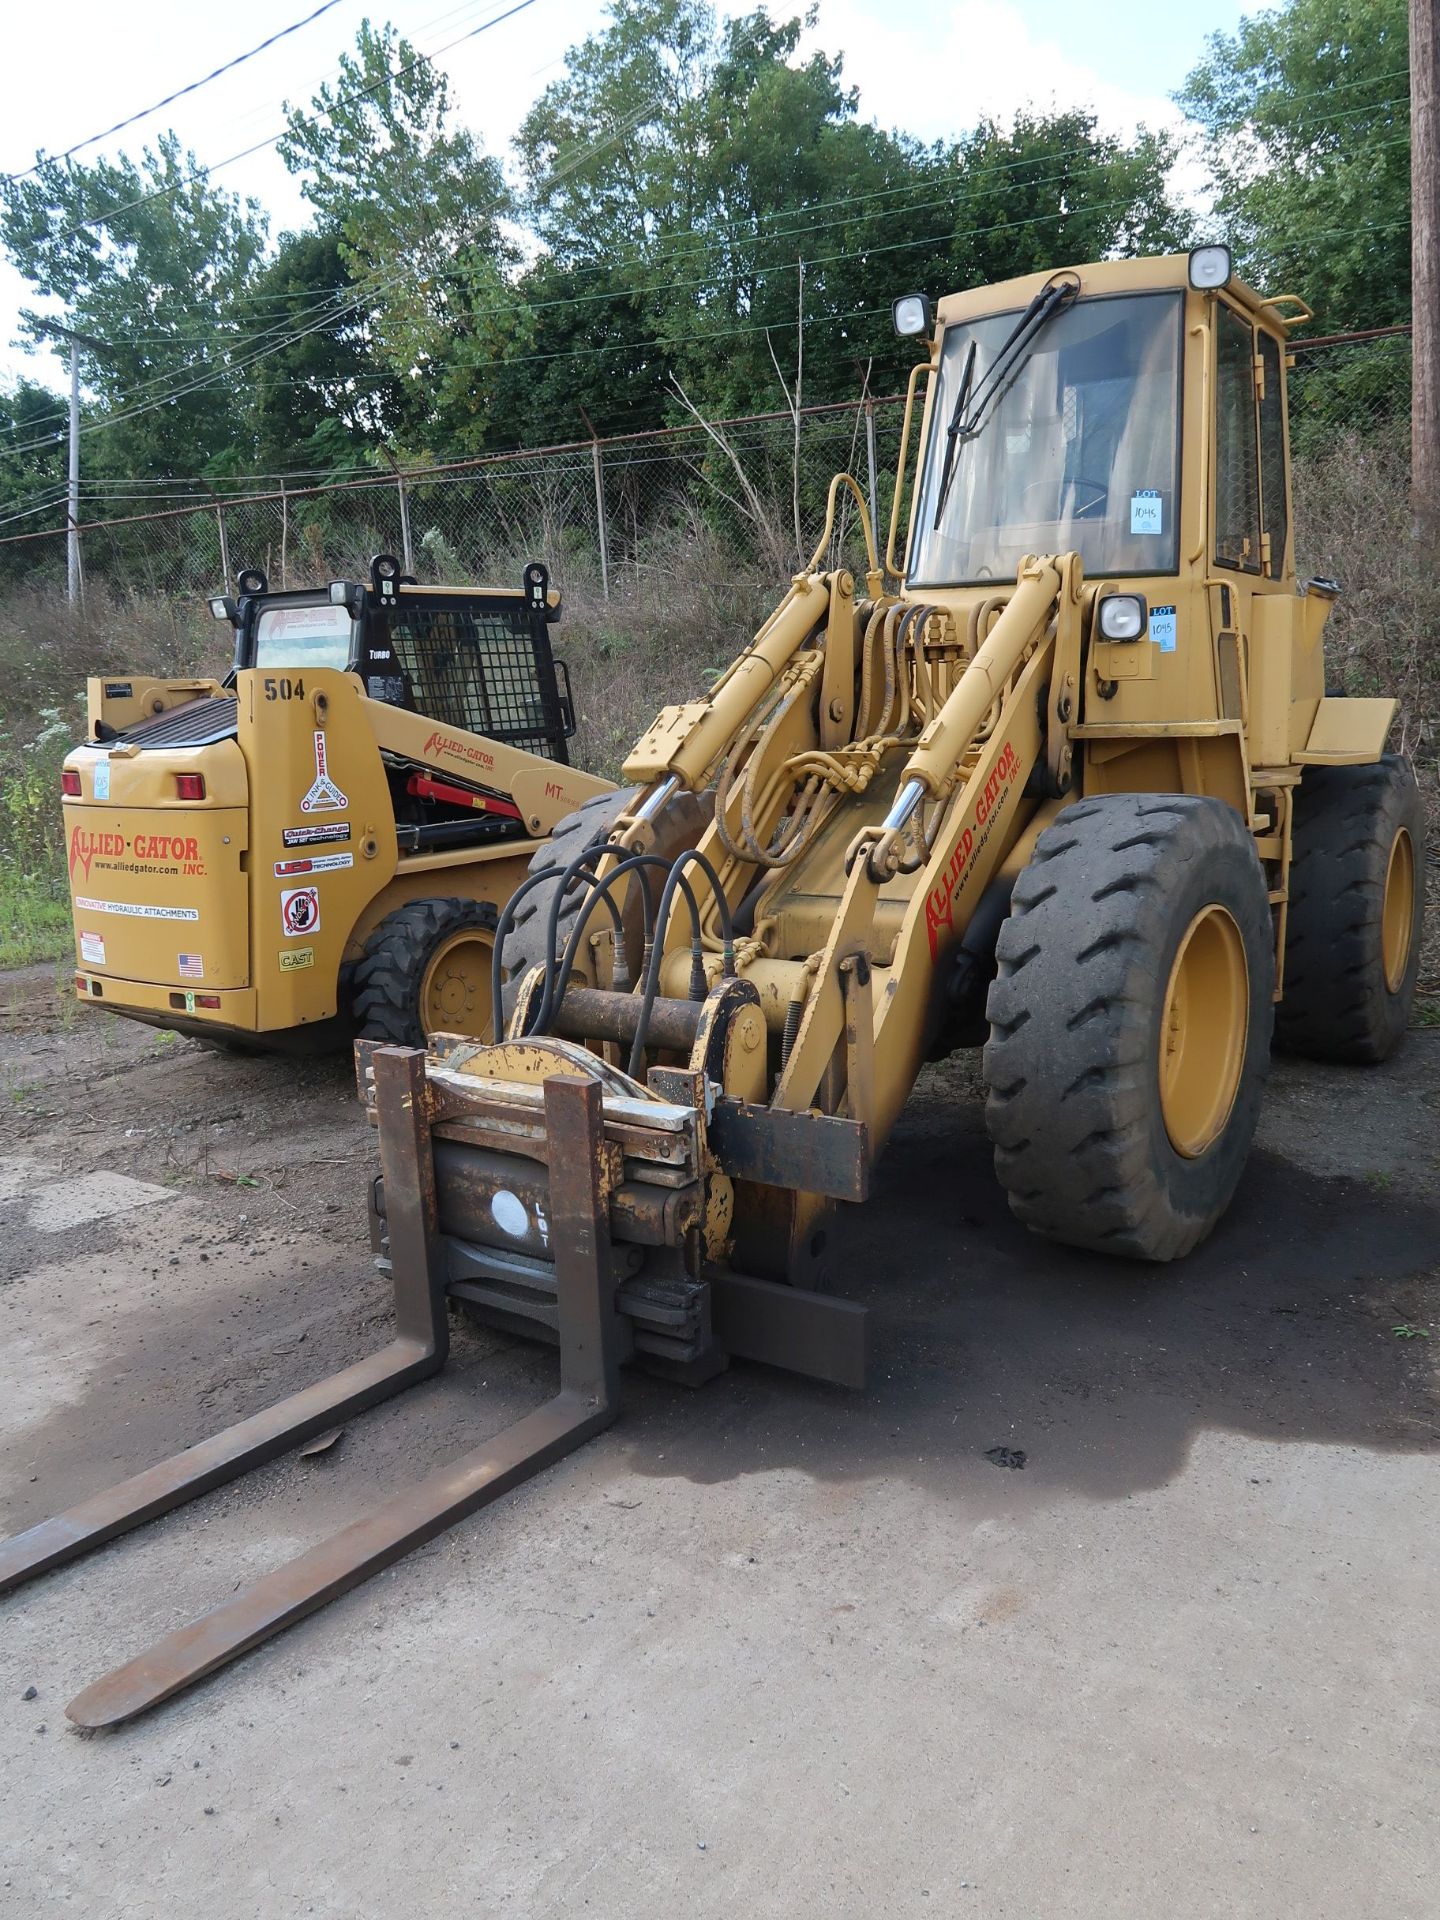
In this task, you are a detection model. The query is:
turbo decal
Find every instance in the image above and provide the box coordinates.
[422,728,495,773]
[924,742,1021,962]
[299,731,348,813]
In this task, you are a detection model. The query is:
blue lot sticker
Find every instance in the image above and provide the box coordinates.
[1150,605,1178,652]
[93,759,110,801]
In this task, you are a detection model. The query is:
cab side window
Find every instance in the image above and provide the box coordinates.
[1215,305,1261,574]
[1257,330,1288,578]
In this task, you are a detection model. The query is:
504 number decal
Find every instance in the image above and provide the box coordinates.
[263,676,306,701]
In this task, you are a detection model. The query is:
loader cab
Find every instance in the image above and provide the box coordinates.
[898,246,1301,603]
[214,555,576,763]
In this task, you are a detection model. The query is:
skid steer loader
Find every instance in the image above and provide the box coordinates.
[7,247,1425,1727]
[60,554,612,1050]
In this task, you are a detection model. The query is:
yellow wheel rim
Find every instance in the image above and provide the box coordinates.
[420,928,496,1042]
[1159,904,1249,1159]
[1381,827,1416,994]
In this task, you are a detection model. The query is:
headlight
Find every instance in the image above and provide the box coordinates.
[1097,594,1148,641]
[891,293,932,338]
[1188,244,1233,291]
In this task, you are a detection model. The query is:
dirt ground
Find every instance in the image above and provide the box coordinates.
[1,968,1438,1919]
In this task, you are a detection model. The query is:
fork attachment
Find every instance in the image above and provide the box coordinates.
[1,1053,624,1728]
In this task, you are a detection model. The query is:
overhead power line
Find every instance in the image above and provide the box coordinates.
[31,0,541,250]
[5,0,351,182]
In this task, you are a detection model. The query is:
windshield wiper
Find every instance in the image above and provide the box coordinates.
[931,275,1080,530]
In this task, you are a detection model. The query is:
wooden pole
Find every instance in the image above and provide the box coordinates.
[1412,0,1440,526]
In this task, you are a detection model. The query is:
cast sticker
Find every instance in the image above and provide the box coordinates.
[1150,605,1178,653]
[80,930,105,966]
[282,821,350,848]
[178,952,204,980]
[92,760,111,801]
[281,886,320,936]
[73,895,199,922]
[273,852,353,878]
[299,731,348,813]
[279,946,315,972]
[1130,490,1163,535]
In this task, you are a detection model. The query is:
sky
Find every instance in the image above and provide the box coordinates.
[0,0,1260,394]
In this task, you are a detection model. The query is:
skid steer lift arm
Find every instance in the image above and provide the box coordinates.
[0,1051,625,1728]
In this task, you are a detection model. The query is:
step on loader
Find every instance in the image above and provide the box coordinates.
[61,555,613,1051]
[7,248,1425,1726]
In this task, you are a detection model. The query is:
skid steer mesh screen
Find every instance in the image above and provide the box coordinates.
[385,597,571,763]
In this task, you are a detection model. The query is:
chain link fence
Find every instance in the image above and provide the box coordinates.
[0,328,1413,604]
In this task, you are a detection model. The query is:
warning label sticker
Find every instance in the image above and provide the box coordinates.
[281,886,320,937]
[80,930,106,966]
[299,731,348,813]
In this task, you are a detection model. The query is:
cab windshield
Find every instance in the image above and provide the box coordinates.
[253,602,354,671]
[908,290,1183,586]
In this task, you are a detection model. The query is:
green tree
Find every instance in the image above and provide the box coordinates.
[0,135,268,477]
[237,230,402,478]
[1178,0,1411,331]
[279,19,522,453]
[0,380,70,583]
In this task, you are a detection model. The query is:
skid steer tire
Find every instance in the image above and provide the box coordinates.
[499,785,713,1022]
[352,897,501,1048]
[1275,755,1424,1065]
[983,793,1274,1263]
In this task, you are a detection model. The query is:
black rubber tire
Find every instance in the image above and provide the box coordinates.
[983,793,1275,1262]
[500,785,712,1018]
[352,896,500,1048]
[1275,755,1425,1064]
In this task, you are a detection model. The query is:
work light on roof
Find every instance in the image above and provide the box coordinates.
[1188,244,1233,291]
[892,293,932,339]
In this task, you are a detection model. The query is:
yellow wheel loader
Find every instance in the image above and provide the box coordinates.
[10,248,1426,1725]
[60,555,614,1050]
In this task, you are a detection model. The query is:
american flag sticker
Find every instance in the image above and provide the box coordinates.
[178,952,204,980]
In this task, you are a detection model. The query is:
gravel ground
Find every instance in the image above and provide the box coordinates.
[1,974,1437,1919]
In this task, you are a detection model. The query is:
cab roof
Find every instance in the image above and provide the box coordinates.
[934,253,1309,335]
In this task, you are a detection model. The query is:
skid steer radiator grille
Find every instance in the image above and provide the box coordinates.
[112,695,239,749]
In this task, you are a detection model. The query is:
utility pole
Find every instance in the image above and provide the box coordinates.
[67,340,81,603]
[34,316,106,605]
[1412,0,1440,526]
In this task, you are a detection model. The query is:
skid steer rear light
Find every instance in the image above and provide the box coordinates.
[175,773,206,800]
[61,769,81,796]
[168,991,222,1010]
[1097,594,1148,641]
